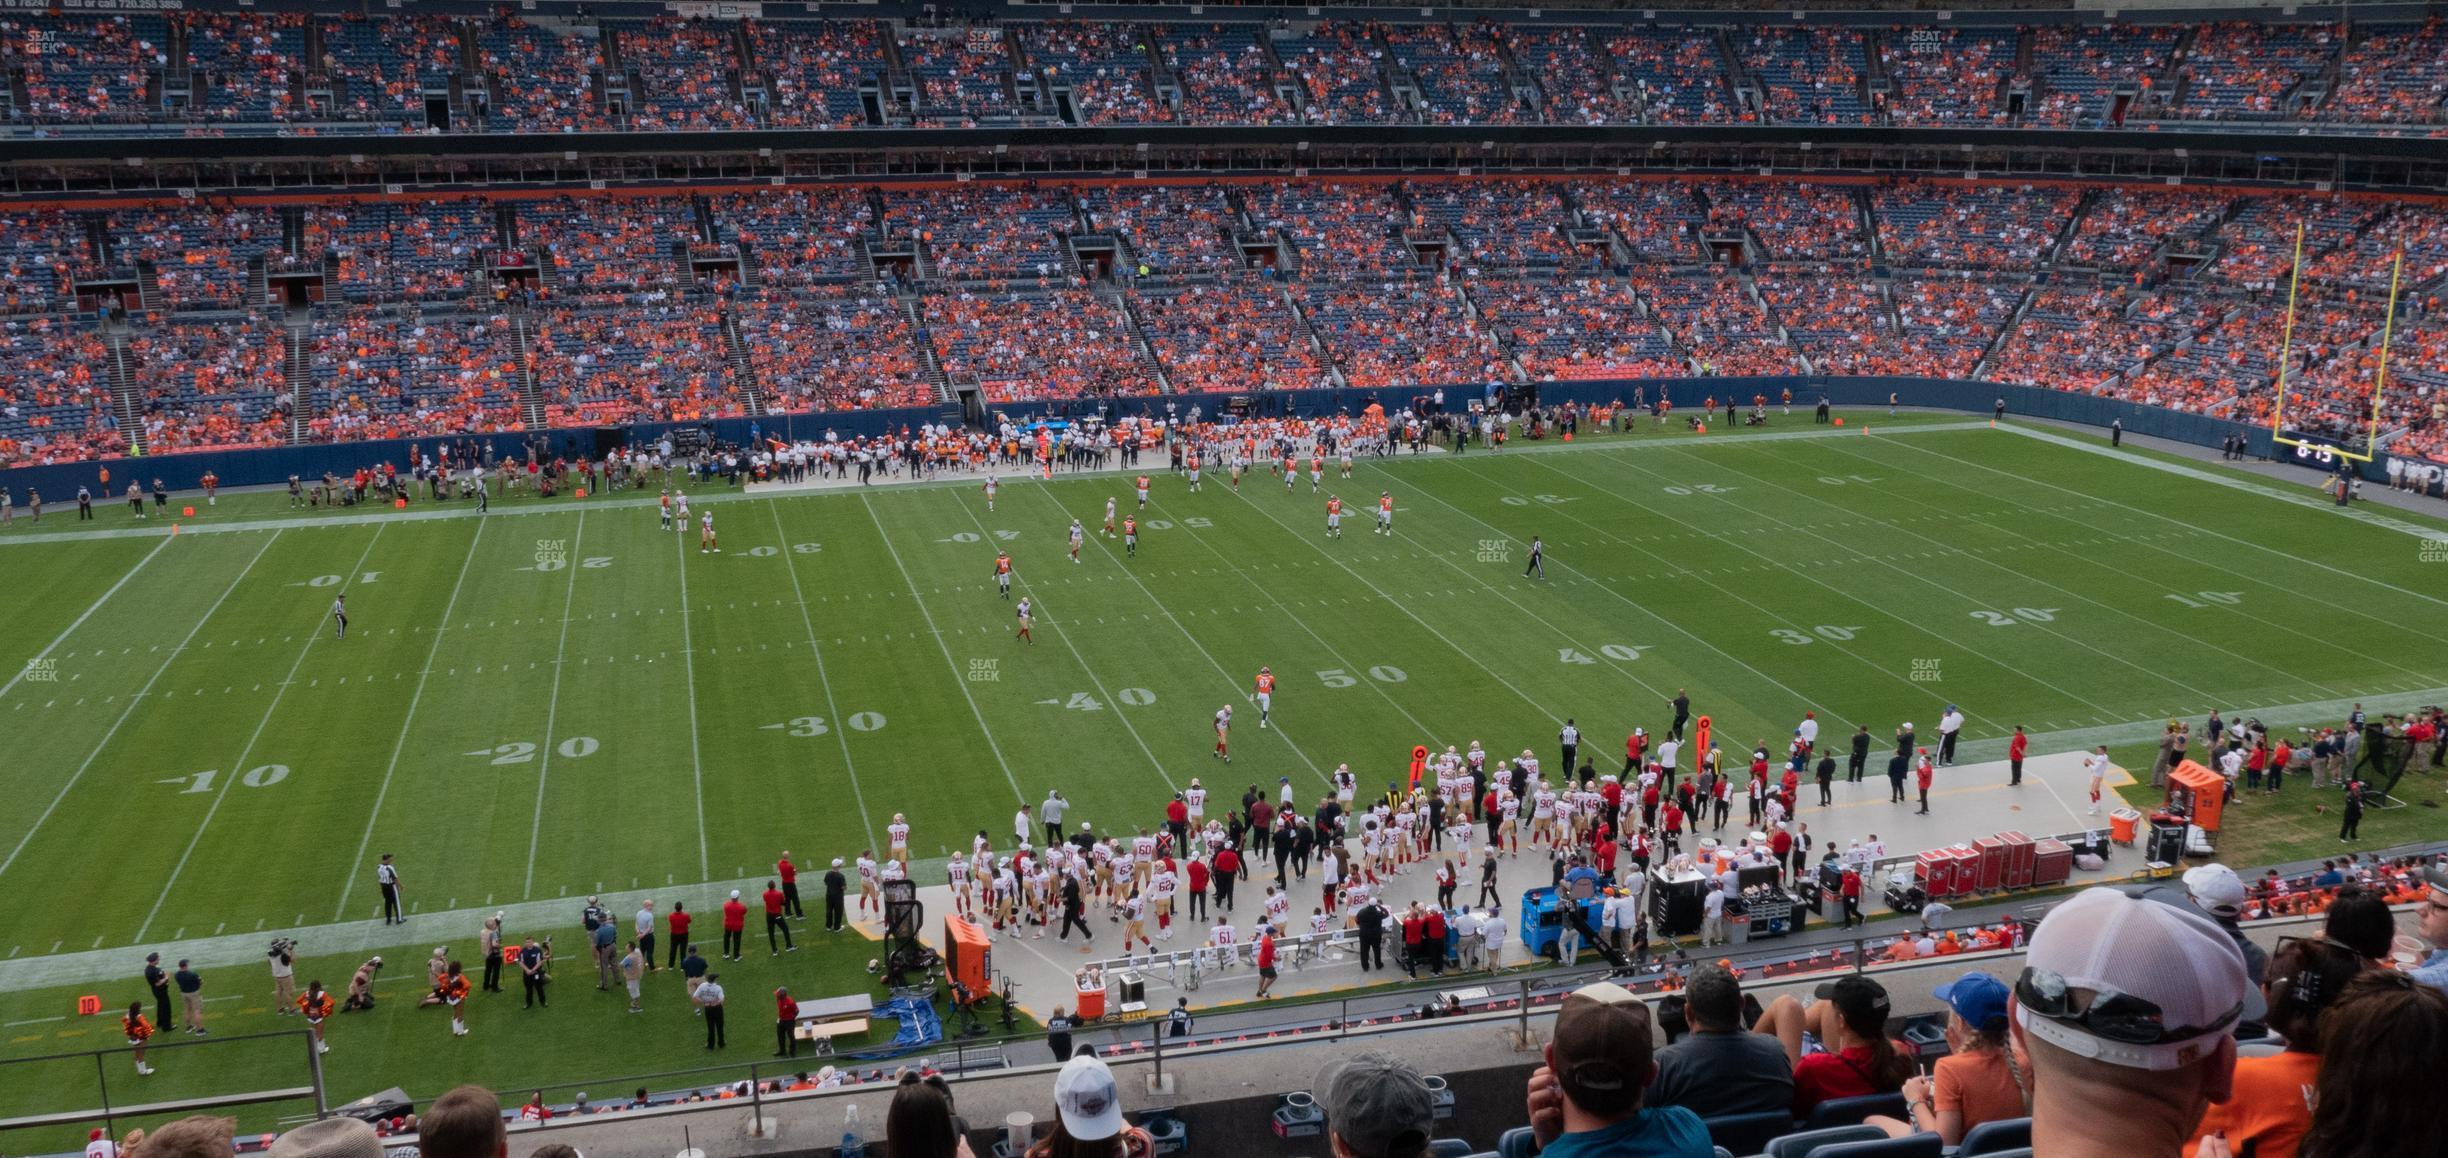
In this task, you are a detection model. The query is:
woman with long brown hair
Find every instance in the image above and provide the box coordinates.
[2296,971,2448,1158]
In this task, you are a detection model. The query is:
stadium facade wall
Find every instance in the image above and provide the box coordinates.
[0,377,2367,501]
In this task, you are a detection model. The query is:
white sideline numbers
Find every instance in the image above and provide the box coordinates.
[2164,591,2243,609]
[1772,625,1864,645]
[164,765,289,793]
[1499,494,1578,507]
[468,739,599,764]
[1560,644,1649,664]
[305,573,381,587]
[1317,667,1405,687]
[1660,485,1735,496]
[766,714,887,734]
[531,557,612,571]
[1062,692,1151,711]
[1969,608,2059,626]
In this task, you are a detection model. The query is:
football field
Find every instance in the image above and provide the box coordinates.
[4,414,2446,975]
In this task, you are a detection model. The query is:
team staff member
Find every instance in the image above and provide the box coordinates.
[823,859,848,932]
[174,960,205,1035]
[479,916,504,992]
[2007,726,2028,786]
[697,974,727,1050]
[1849,726,1871,782]
[774,988,800,1058]
[143,953,173,1035]
[721,890,747,960]
[762,881,796,953]
[517,938,549,1008]
[666,902,692,970]
[777,853,803,919]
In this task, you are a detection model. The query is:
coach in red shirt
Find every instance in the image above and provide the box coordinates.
[720,891,747,960]
[2007,726,2028,786]
[1187,857,1211,921]
[774,988,800,1058]
[762,882,796,954]
[1212,847,1241,912]
[666,902,693,971]
[777,853,803,920]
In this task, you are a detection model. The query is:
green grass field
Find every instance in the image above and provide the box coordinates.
[3,412,2445,1145]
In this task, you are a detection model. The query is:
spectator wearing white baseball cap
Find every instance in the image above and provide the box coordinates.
[2014,887,2251,1158]
[1026,1054,1151,1158]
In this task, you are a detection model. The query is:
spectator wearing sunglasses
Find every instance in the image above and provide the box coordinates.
[2014,887,2251,1158]
[2183,935,2365,1158]
[2409,865,2448,996]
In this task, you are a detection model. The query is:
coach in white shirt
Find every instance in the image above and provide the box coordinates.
[1937,706,1965,766]
[1797,712,1819,752]
[1480,907,1509,972]
[1452,908,1482,969]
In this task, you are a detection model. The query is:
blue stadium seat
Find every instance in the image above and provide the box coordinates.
[1968,1150,2030,1158]
[1703,1109,1797,1156]
[1805,1093,1909,1130]
[1427,1141,1476,1158]
[1953,1117,2031,1156]
[1497,1126,1539,1158]
[1810,1137,1943,1158]
[1762,1125,1885,1158]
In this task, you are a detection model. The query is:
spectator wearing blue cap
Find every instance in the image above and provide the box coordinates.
[1868,971,2027,1146]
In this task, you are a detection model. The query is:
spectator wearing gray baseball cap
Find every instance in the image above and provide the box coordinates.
[1523,981,1711,1158]
[2014,887,2251,1158]
[1314,1051,1437,1158]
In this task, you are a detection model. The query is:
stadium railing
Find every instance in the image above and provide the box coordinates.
[0,1029,327,1143]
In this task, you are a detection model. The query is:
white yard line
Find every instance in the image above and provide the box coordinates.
[672,514,712,881]
[1224,477,1561,727]
[0,533,172,701]
[1165,497,1451,749]
[766,500,881,849]
[333,517,488,921]
[1840,433,2448,665]
[966,490,1185,790]
[0,532,280,882]
[1798,438,2436,693]
[1561,450,2152,712]
[135,525,388,942]
[523,513,592,897]
[1903,428,2448,615]
[1389,472,1829,713]
[860,493,1028,802]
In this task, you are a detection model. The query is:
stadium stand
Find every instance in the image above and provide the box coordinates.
[2165,23,2337,122]
[3,13,166,125]
[1474,277,1680,381]
[1874,182,2080,270]
[106,202,284,309]
[0,208,89,315]
[922,287,1156,402]
[472,17,609,133]
[747,19,886,129]
[1704,182,1868,262]
[314,14,459,127]
[2326,19,2448,126]
[1076,185,1240,277]
[1610,28,1734,124]
[613,18,758,131]
[2024,23,2180,127]
[1283,22,1395,125]
[1880,27,2017,125]
[2061,188,2228,273]
[1381,22,1527,126]
[1503,27,1630,125]
[738,291,934,412]
[1149,23,1294,126]
[882,185,1077,283]
[1739,27,1871,125]
[1135,282,1332,394]
[898,27,1022,127]
[1016,22,1169,126]
[1243,181,1413,273]
[1297,279,1491,389]
[0,314,120,467]
[308,309,524,442]
[125,315,291,452]
[1635,273,1796,377]
[706,187,874,287]
[1405,180,1576,271]
[529,302,731,425]
[182,11,307,122]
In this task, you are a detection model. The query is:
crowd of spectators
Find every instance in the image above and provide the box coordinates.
[1299,278,1493,388]
[1633,273,1796,377]
[125,316,291,453]
[922,288,1157,402]
[109,202,283,309]
[748,19,885,130]
[2325,19,2448,126]
[1476,277,1679,380]
[2305,203,2448,292]
[2118,296,2295,414]
[1986,284,2172,394]
[1153,24,1294,126]
[0,313,121,466]
[1019,23,1169,125]
[1890,275,2019,380]
[882,186,1077,282]
[2163,22,2334,122]
[899,29,1018,126]
[1134,283,1330,393]
[708,188,874,287]
[1611,29,1733,125]
[1243,182,1413,273]
[1874,181,2080,270]
[2279,308,2430,442]
[314,15,460,127]
[1285,23,1394,125]
[1879,28,2016,126]
[1505,28,1632,125]
[1383,23,1526,126]
[529,302,732,426]
[522,196,694,295]
[182,12,307,122]
[475,17,611,133]
[2062,188,2226,272]
[1407,181,1577,271]
[0,208,88,315]
[1704,182,1867,262]
[2204,195,2369,291]
[1574,183,1705,262]
[1740,27,1870,126]
[616,19,760,131]
[2025,23,2178,127]
[1076,185,1239,276]
[737,292,932,411]
[3,13,164,124]
[307,199,498,303]
[1758,274,1900,375]
[308,308,524,442]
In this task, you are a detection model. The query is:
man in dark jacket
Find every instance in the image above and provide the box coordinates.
[821,859,848,932]
[1354,901,1388,972]
[1272,821,1295,884]
[1399,905,1426,978]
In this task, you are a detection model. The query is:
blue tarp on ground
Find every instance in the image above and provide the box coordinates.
[874,996,941,1049]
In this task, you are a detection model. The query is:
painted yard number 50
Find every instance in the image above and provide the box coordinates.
[2165,591,2243,608]
[1318,666,1407,687]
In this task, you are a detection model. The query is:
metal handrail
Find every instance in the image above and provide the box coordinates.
[0,1029,326,1140]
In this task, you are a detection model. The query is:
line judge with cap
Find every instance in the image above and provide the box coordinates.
[1524,982,1712,1158]
[2013,886,2252,1158]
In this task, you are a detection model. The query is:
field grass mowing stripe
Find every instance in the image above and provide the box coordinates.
[521,512,591,897]
[1584,448,2183,712]
[1008,483,1324,779]
[668,511,711,881]
[2000,421,2448,541]
[1739,440,2406,695]
[134,525,387,942]
[1164,495,1453,748]
[333,516,490,921]
[957,490,1184,790]
[1221,471,1561,729]
[1892,432,2448,617]
[0,533,171,702]
[0,532,281,882]
[859,492,1027,803]
[767,499,880,850]
[1390,463,1829,715]
[1817,435,2441,683]
[1455,452,1979,707]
